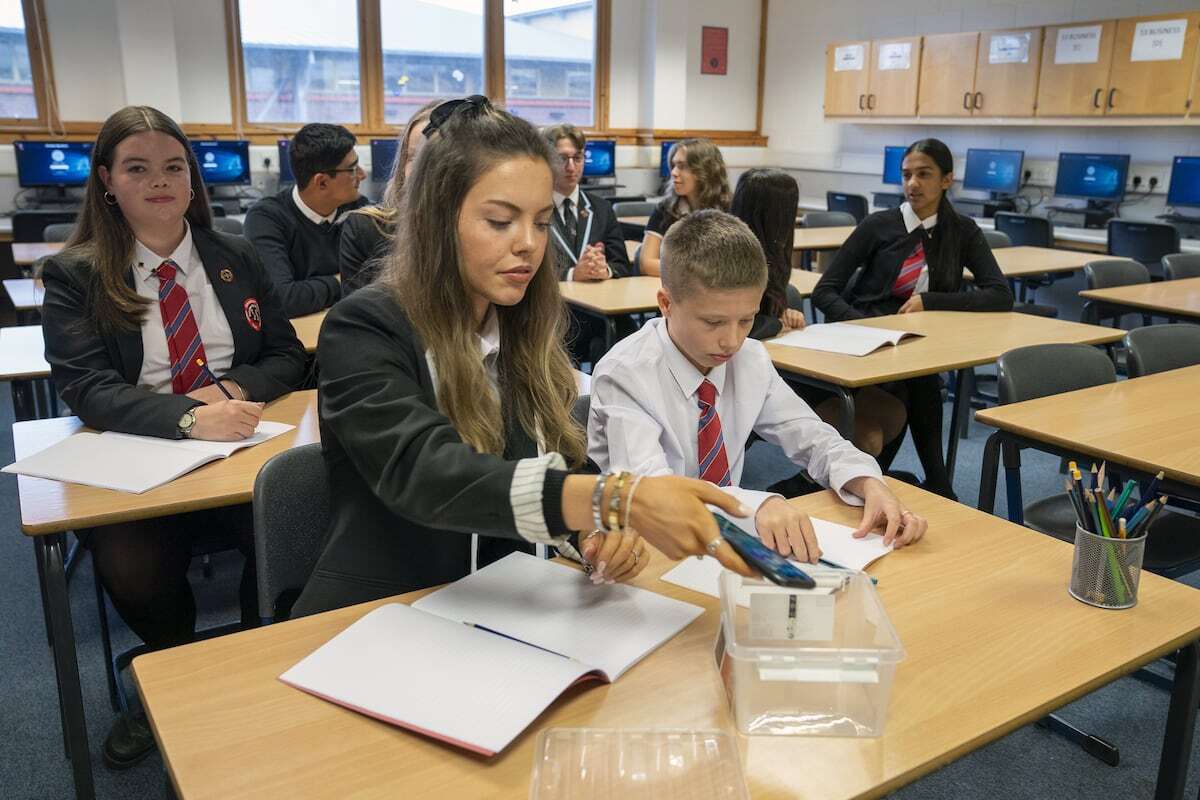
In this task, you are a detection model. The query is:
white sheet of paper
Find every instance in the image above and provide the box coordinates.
[834,44,864,71]
[772,323,920,357]
[106,420,294,459]
[412,552,703,680]
[877,42,911,71]
[1054,24,1102,65]
[1131,19,1186,62]
[279,603,597,757]
[989,32,1031,64]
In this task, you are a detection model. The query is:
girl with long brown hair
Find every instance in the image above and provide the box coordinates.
[41,105,306,767]
[640,137,731,276]
[293,96,755,616]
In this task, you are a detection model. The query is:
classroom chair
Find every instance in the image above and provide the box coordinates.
[981,229,1011,249]
[12,210,77,243]
[253,443,331,625]
[1124,324,1200,378]
[571,395,590,429]
[993,212,1061,306]
[614,201,655,242]
[980,228,1057,318]
[1107,220,1180,280]
[213,217,244,235]
[800,210,856,228]
[42,223,74,243]
[825,192,868,224]
[1162,253,1200,281]
[1081,258,1150,327]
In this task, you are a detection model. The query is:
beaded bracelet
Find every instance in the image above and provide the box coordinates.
[590,473,607,532]
[606,471,630,532]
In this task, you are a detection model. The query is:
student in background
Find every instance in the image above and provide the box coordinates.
[639,138,731,277]
[244,122,368,317]
[292,96,755,618]
[542,123,632,365]
[340,100,439,293]
[811,138,1012,498]
[589,210,926,560]
[41,105,307,768]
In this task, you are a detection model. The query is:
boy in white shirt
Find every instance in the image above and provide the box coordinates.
[588,210,927,559]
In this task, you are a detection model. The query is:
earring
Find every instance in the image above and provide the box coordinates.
[103,191,118,206]
[189,189,195,201]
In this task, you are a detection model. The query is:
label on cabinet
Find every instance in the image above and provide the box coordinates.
[1131,18,1187,62]
[877,42,912,71]
[1054,24,1102,64]
[989,32,1031,64]
[834,44,865,71]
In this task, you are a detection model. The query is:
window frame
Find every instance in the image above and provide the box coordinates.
[0,0,61,132]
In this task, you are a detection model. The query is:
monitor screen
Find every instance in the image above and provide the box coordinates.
[191,140,251,186]
[962,148,1023,195]
[14,141,93,188]
[1167,155,1200,209]
[277,139,294,185]
[370,139,398,181]
[882,146,906,186]
[1054,152,1130,201]
[659,141,676,178]
[584,140,616,178]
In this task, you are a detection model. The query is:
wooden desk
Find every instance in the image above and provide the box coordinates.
[12,240,63,266]
[17,390,320,800]
[290,311,325,354]
[991,246,1093,279]
[1078,277,1200,323]
[559,275,661,316]
[3,277,45,310]
[623,215,650,228]
[766,311,1125,478]
[132,480,1200,800]
[0,324,52,421]
[974,365,1200,521]
[793,226,855,252]
[789,268,820,297]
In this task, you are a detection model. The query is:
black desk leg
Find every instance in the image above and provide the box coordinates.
[832,387,856,441]
[945,369,969,482]
[36,535,95,800]
[1157,641,1198,800]
[977,431,1002,513]
[1002,439,1024,525]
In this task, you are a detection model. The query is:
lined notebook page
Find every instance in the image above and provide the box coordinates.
[773,323,922,356]
[2,432,215,494]
[412,552,704,680]
[279,603,600,757]
[105,420,294,458]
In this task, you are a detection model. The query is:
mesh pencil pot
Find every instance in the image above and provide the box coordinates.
[1069,524,1145,610]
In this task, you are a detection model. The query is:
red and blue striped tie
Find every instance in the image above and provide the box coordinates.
[154,260,212,395]
[697,379,731,487]
[892,238,926,299]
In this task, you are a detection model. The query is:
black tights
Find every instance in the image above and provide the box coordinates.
[880,375,956,499]
[83,504,256,651]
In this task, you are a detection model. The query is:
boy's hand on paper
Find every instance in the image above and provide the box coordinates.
[754,497,821,562]
[581,529,648,585]
[191,400,265,441]
[628,476,757,577]
[781,309,806,330]
[897,294,924,314]
[848,477,927,548]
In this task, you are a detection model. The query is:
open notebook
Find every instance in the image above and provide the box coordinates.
[773,323,923,357]
[279,552,704,757]
[661,516,892,600]
[2,421,294,494]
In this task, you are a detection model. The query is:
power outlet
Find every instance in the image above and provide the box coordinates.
[1026,163,1054,186]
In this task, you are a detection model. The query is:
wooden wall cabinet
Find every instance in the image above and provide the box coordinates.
[824,38,921,116]
[973,28,1043,116]
[1107,11,1200,116]
[1037,20,1117,117]
[917,32,978,116]
[824,40,871,116]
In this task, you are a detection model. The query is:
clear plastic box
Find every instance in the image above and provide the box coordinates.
[717,568,905,737]
[530,728,749,800]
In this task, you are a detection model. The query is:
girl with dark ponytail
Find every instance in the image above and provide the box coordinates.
[810,137,1012,499]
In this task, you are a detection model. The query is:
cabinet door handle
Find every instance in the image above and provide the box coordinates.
[1107,88,1116,109]
[867,93,876,110]
[1092,88,1102,109]
[963,92,971,110]
[974,91,983,110]
[858,93,865,110]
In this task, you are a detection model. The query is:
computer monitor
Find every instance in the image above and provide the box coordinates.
[882,146,906,186]
[191,140,251,186]
[583,139,616,178]
[1054,152,1130,201]
[14,141,93,188]
[277,139,294,185]
[1167,155,1200,209]
[370,138,398,182]
[659,141,676,178]
[962,148,1024,195]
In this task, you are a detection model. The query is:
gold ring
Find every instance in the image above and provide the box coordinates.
[633,550,640,565]
[705,537,724,555]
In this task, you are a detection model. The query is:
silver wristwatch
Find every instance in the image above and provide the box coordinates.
[178,408,198,439]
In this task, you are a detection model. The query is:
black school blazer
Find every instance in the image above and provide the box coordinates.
[41,225,307,439]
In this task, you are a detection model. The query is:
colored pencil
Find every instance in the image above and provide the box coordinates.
[1132,496,1167,539]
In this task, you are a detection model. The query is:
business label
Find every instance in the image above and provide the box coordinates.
[1054,24,1102,64]
[989,32,1031,64]
[749,591,835,642]
[1131,18,1187,62]
[834,44,865,71]
[877,41,912,71]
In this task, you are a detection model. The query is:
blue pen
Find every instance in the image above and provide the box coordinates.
[195,359,234,400]
[818,558,879,585]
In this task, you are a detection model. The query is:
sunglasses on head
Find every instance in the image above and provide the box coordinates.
[423,95,491,136]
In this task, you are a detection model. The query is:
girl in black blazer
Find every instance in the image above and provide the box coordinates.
[40,106,306,768]
[294,97,755,618]
[811,138,1013,498]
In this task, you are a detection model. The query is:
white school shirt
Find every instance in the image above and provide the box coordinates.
[900,202,937,294]
[292,184,337,225]
[131,224,235,393]
[588,318,882,531]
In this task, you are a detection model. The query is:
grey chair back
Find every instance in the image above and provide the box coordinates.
[982,229,1012,249]
[994,212,1053,248]
[213,217,244,235]
[996,343,1116,406]
[252,443,331,623]
[1108,219,1180,275]
[42,223,74,243]
[1084,258,1149,290]
[1124,324,1200,378]
[826,192,869,223]
[801,210,856,228]
[571,394,590,429]
[1162,253,1200,281]
[612,201,656,218]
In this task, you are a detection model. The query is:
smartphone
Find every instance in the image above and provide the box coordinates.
[714,514,816,590]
